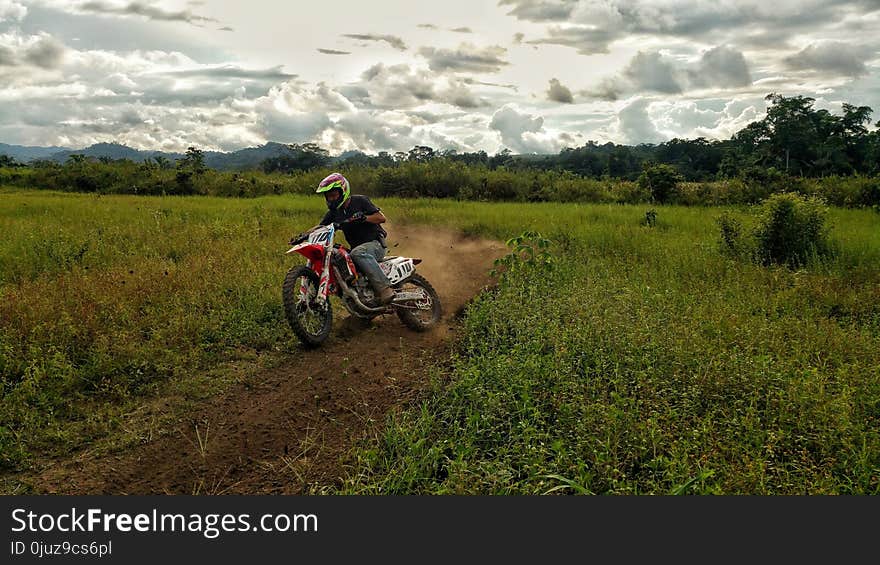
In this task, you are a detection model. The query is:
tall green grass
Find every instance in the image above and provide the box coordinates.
[345,201,880,494]
[0,190,325,468]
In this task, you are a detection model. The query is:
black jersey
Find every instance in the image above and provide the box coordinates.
[320,195,387,249]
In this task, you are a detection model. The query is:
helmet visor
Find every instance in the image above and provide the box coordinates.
[324,188,341,203]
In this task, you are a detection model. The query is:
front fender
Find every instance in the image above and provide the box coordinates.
[288,242,326,263]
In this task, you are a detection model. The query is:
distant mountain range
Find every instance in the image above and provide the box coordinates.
[0,142,72,162]
[0,141,360,171]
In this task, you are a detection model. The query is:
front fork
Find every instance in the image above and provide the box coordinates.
[298,247,333,306]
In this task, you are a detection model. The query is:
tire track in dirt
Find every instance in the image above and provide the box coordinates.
[26,223,506,494]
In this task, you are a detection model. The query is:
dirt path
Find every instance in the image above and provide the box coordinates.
[24,223,505,494]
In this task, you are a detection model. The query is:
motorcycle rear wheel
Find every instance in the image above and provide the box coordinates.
[395,273,442,331]
[283,266,333,347]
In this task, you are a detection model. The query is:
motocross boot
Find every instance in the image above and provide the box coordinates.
[377,286,395,305]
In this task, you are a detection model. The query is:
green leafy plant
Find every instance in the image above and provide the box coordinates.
[490,231,554,279]
[859,181,880,209]
[716,212,747,257]
[716,193,831,267]
[754,193,830,266]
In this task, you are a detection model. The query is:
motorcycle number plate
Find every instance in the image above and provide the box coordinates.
[308,226,333,245]
[381,258,415,284]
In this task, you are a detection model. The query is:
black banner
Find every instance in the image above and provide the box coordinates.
[1,496,875,563]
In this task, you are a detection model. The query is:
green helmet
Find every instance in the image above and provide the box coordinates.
[316,172,350,211]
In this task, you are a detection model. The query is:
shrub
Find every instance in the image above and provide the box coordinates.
[638,163,683,204]
[754,193,830,267]
[737,166,779,202]
[858,180,880,209]
[716,213,748,258]
[676,182,713,206]
[610,179,649,204]
[805,176,859,207]
[5,157,879,208]
[490,231,554,281]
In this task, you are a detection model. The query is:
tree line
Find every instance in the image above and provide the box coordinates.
[258,94,880,181]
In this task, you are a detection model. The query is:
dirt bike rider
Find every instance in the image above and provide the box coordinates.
[299,172,395,306]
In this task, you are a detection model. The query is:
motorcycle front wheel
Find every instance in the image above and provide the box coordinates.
[283,266,333,347]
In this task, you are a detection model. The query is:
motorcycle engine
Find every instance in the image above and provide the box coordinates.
[331,249,355,283]
[353,277,376,304]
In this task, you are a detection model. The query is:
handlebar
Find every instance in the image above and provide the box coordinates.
[288,232,308,246]
[290,215,365,245]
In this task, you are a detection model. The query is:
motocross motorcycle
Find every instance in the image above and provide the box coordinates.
[282,218,442,347]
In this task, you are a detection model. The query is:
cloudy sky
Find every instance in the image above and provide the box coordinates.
[1,0,879,154]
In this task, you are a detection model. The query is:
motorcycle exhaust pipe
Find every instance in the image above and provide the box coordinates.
[332,266,389,315]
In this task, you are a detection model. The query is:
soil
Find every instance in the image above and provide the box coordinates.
[22,223,505,494]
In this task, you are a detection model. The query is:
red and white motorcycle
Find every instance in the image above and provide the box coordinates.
[282,219,442,347]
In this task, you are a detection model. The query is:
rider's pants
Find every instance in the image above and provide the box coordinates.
[350,240,392,291]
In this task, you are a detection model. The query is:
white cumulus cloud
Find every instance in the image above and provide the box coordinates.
[0,0,26,23]
[490,104,563,153]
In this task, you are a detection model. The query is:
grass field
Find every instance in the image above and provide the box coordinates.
[2,188,879,493]
[342,201,880,494]
[0,189,320,469]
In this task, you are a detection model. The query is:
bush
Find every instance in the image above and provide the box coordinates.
[754,193,830,267]
[715,193,832,267]
[738,166,813,202]
[638,163,683,204]
[611,179,650,204]
[858,180,880,208]
[716,213,749,258]
[490,231,554,281]
[6,157,880,208]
